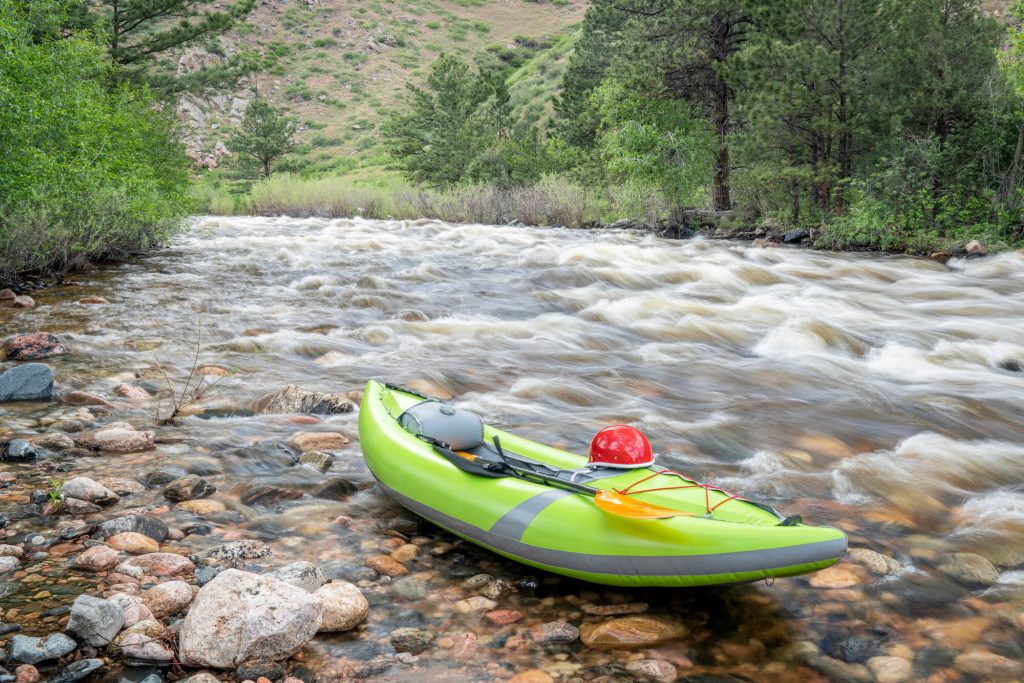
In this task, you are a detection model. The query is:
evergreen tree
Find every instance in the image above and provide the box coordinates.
[382,55,492,187]
[73,0,256,95]
[228,98,297,179]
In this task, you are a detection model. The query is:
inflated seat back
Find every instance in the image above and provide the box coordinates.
[398,400,484,450]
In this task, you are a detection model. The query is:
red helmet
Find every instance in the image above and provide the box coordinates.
[588,425,654,469]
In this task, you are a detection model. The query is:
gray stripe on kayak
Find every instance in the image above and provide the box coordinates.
[489,489,573,541]
[376,481,847,578]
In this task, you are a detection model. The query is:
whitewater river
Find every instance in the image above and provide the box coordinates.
[3,216,1024,681]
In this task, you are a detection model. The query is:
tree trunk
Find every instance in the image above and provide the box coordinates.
[710,19,732,212]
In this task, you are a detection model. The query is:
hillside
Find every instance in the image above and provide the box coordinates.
[180,0,586,177]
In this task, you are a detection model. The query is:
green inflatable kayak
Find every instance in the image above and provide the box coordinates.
[358,380,847,587]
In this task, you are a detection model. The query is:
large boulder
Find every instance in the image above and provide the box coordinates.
[254,385,355,415]
[3,333,66,361]
[0,364,54,402]
[66,595,124,646]
[178,568,324,668]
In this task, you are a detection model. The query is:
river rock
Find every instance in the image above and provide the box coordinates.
[867,656,913,683]
[114,385,151,400]
[108,532,159,554]
[48,659,103,683]
[0,544,24,558]
[509,671,553,683]
[96,514,168,542]
[163,475,216,502]
[9,633,77,664]
[141,580,193,617]
[809,564,862,588]
[287,432,350,452]
[84,422,155,453]
[60,497,101,514]
[113,620,173,662]
[954,650,1023,678]
[964,240,987,256]
[62,477,119,505]
[315,580,368,631]
[236,660,285,682]
[939,553,1000,585]
[31,433,74,451]
[486,609,524,625]
[108,593,155,628]
[3,333,66,361]
[74,545,119,571]
[298,450,333,472]
[195,540,271,565]
[12,295,34,308]
[0,555,21,575]
[178,568,324,668]
[625,659,677,683]
[390,627,436,654]
[0,364,54,402]
[66,594,124,646]
[531,621,580,644]
[366,554,408,577]
[579,617,686,650]
[61,391,115,408]
[126,552,194,577]
[176,499,226,515]
[2,439,37,461]
[97,477,145,495]
[15,665,39,683]
[847,548,901,575]
[240,484,304,507]
[254,385,355,415]
[266,562,325,592]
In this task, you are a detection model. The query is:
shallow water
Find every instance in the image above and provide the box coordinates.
[3,216,1024,681]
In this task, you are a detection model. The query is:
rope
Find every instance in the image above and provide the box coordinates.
[614,469,748,517]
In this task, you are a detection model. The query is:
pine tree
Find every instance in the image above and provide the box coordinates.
[73,0,256,95]
[228,98,297,179]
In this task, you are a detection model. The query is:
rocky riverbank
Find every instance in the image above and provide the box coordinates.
[2,222,1024,683]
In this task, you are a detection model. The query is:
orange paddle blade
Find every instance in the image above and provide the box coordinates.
[593,489,696,519]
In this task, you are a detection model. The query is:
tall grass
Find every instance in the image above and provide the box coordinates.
[230,173,626,228]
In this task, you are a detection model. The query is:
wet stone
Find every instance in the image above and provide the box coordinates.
[454,596,496,615]
[390,627,436,654]
[366,555,408,577]
[143,468,186,487]
[254,385,355,416]
[939,553,1000,586]
[15,665,39,683]
[485,609,524,625]
[0,364,54,402]
[579,617,686,650]
[847,548,901,575]
[62,477,119,505]
[582,602,649,616]
[162,475,216,502]
[867,656,913,683]
[236,660,284,683]
[48,659,104,683]
[298,450,333,472]
[0,556,20,575]
[74,545,119,571]
[625,659,677,683]
[96,515,168,543]
[9,633,77,664]
[312,477,357,500]
[141,580,193,618]
[31,433,74,452]
[125,553,194,577]
[265,562,325,592]
[532,621,580,644]
[3,333,66,361]
[240,485,304,508]
[953,650,1024,679]
[315,580,368,632]
[194,540,271,565]
[1,441,37,461]
[66,594,124,646]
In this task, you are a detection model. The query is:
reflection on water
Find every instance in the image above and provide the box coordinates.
[2,216,1024,681]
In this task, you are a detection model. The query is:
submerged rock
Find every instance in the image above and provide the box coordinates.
[83,423,155,453]
[847,548,901,575]
[178,568,324,668]
[66,595,124,646]
[31,433,74,452]
[579,617,685,650]
[240,484,304,508]
[531,621,579,644]
[287,432,350,452]
[939,553,1000,586]
[3,333,66,361]
[254,384,355,415]
[163,475,216,502]
[194,540,271,565]
[625,659,677,683]
[298,450,333,472]
[108,532,159,554]
[390,627,436,654]
[48,659,103,683]
[125,552,194,577]
[61,477,119,505]
[96,515,168,543]
[1,440,38,461]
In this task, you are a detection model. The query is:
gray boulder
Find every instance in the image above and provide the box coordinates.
[178,568,323,668]
[9,633,77,664]
[66,594,124,646]
[0,363,54,402]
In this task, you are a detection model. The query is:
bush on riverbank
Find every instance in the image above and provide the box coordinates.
[0,1,191,281]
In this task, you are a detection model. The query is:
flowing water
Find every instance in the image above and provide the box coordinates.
[3,216,1024,681]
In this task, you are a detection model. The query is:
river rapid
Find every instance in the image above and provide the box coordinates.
[2,216,1024,682]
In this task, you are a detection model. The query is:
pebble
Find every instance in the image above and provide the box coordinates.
[0,556,21,574]
[454,596,497,615]
[485,609,524,625]
[194,540,271,564]
[288,432,350,452]
[265,561,325,592]
[107,532,158,555]
[938,552,1000,586]
[73,545,119,571]
[532,621,580,644]
[163,475,216,502]
[97,477,145,495]
[508,671,553,683]
[582,602,649,615]
[237,660,284,682]
[366,554,408,577]
[625,659,678,683]
[31,433,74,451]
[315,581,368,631]
[95,514,168,542]
[809,564,863,588]
[125,552,195,577]
[579,617,686,650]
[953,650,1024,678]
[14,665,39,683]
[298,450,333,472]
[114,384,151,400]
[390,627,436,654]
[867,656,913,683]
[141,580,193,617]
[390,543,419,563]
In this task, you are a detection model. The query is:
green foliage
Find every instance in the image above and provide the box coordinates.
[228,98,299,179]
[0,0,191,279]
[592,79,714,213]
